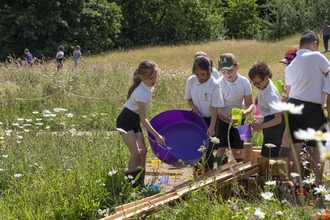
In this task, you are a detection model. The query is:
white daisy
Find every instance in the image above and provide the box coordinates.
[269,101,304,114]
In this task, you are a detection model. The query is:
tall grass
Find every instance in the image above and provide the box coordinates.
[0,37,329,219]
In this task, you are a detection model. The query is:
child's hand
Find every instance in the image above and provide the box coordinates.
[251,123,262,131]
[207,127,215,137]
[156,135,164,145]
[192,107,199,114]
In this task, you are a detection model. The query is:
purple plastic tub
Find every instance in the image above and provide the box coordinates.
[147,110,209,167]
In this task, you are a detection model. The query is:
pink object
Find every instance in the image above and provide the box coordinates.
[236,124,252,140]
[252,104,263,118]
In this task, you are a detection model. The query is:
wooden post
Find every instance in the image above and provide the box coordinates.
[243,142,253,163]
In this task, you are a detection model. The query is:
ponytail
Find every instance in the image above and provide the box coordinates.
[127,69,142,99]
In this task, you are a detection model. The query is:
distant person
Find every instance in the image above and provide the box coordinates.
[248,61,285,158]
[184,55,224,176]
[285,30,330,186]
[216,53,254,166]
[194,51,220,79]
[73,45,82,68]
[320,20,330,52]
[116,60,164,187]
[24,49,34,66]
[55,45,64,71]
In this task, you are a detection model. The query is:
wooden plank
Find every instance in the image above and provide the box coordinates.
[106,162,258,220]
[145,169,183,175]
[216,167,260,188]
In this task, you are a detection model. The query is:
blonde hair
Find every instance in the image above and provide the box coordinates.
[127,60,158,99]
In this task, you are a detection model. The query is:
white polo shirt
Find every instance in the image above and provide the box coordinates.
[211,67,220,79]
[257,79,281,116]
[124,82,153,114]
[323,74,330,94]
[285,49,330,104]
[184,75,224,117]
[217,74,252,118]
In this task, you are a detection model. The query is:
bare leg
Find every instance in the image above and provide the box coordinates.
[121,131,142,171]
[135,132,148,169]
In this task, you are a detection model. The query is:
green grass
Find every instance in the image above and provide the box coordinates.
[0,37,329,219]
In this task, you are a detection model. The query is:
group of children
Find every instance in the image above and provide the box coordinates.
[117,30,330,188]
[23,45,82,70]
[116,49,300,188]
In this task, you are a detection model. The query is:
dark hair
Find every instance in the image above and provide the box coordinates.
[127,60,158,99]
[58,45,64,51]
[194,51,213,68]
[248,61,272,80]
[192,56,211,74]
[299,30,319,47]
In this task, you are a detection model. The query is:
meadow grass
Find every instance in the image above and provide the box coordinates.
[0,37,330,219]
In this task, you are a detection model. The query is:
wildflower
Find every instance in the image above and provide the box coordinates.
[66,113,73,118]
[324,194,330,201]
[32,111,39,114]
[198,145,206,152]
[291,172,300,178]
[294,128,330,141]
[275,211,283,216]
[17,118,24,121]
[53,108,68,112]
[13,173,24,178]
[290,161,293,166]
[116,128,127,134]
[95,179,101,183]
[261,192,273,200]
[243,207,250,211]
[303,176,315,185]
[24,129,29,132]
[265,143,276,148]
[108,170,117,176]
[46,126,50,129]
[302,161,309,168]
[25,119,32,122]
[36,118,42,121]
[314,185,327,195]
[269,159,277,165]
[50,114,57,117]
[12,123,19,126]
[317,141,330,162]
[210,136,220,144]
[2,155,8,158]
[269,101,304,114]
[254,208,265,219]
[265,180,276,186]
[0,168,3,171]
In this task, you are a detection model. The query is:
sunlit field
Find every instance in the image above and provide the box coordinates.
[1,36,330,219]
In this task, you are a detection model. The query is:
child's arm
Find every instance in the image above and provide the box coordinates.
[242,94,254,118]
[187,99,199,114]
[137,102,164,145]
[252,112,282,131]
[207,106,217,136]
[218,108,231,124]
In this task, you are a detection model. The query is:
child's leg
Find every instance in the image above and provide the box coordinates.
[120,131,141,171]
[135,132,148,169]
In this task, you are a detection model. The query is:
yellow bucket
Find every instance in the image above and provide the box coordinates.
[231,108,243,128]
[151,159,161,166]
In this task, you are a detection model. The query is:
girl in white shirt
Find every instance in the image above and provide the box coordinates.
[116,60,164,187]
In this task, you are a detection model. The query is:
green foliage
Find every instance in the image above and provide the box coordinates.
[224,0,261,39]
[261,0,330,40]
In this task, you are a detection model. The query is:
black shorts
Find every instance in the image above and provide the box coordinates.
[116,107,142,133]
[288,98,327,146]
[261,114,285,157]
[216,118,244,149]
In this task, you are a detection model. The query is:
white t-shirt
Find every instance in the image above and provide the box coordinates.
[285,49,330,104]
[184,75,224,117]
[257,79,281,116]
[323,74,330,94]
[56,51,64,59]
[211,67,220,80]
[124,82,153,114]
[217,74,252,118]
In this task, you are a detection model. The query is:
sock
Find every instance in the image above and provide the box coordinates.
[279,147,289,157]
[217,156,228,167]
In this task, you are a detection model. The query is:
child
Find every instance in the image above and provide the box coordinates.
[24,49,34,66]
[56,45,65,71]
[116,60,164,187]
[184,56,224,176]
[73,45,82,68]
[248,61,285,158]
[216,53,254,166]
[193,51,220,79]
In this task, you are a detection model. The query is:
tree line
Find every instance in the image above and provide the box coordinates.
[0,0,329,61]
